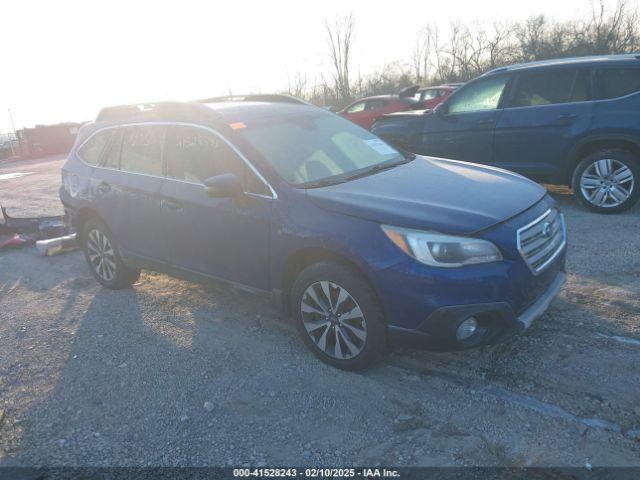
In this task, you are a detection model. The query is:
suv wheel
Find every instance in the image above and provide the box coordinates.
[572,149,639,213]
[82,218,141,289]
[291,261,386,370]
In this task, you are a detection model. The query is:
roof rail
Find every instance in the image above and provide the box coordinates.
[196,94,307,105]
[95,102,204,122]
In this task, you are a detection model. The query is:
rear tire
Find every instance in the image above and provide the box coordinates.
[571,149,639,213]
[291,261,386,370]
[81,218,141,289]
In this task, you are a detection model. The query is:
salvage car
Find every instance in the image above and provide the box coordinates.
[60,95,566,370]
[338,87,419,129]
[413,83,462,110]
[372,54,640,213]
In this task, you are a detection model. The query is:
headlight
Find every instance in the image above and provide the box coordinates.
[382,225,503,267]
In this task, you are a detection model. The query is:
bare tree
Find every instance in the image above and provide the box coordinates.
[286,71,308,98]
[305,0,640,107]
[411,24,436,83]
[586,0,640,54]
[324,13,356,102]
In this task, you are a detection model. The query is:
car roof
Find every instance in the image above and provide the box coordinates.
[484,53,640,75]
[417,85,457,91]
[90,95,322,128]
[349,95,400,102]
[201,100,319,123]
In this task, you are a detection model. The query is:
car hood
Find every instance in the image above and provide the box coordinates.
[306,156,546,235]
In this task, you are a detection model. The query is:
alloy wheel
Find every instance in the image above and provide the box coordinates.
[300,281,367,360]
[580,158,634,208]
[86,229,117,282]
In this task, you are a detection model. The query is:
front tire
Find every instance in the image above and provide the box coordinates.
[291,261,386,370]
[571,149,639,213]
[82,218,141,289]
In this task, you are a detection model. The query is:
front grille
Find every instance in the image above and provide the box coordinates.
[517,208,566,275]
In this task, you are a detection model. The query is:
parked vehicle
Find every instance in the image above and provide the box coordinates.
[413,83,462,110]
[372,54,640,213]
[338,87,419,129]
[60,95,566,370]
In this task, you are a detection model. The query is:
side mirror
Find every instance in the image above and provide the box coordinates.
[203,173,242,198]
[434,103,447,116]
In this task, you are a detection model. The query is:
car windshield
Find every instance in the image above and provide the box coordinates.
[237,113,410,187]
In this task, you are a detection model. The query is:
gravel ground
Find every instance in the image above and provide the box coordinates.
[0,156,639,467]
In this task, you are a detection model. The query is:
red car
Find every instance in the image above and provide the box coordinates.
[414,83,462,110]
[338,87,419,129]
[338,84,462,129]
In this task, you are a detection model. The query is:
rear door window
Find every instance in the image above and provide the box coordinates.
[511,69,592,107]
[596,68,640,99]
[77,129,113,165]
[120,125,164,176]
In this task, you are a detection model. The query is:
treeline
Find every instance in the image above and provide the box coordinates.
[287,0,640,108]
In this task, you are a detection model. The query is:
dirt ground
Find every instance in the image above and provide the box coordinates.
[0,155,639,467]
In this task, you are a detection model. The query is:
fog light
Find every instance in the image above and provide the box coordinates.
[456,317,478,341]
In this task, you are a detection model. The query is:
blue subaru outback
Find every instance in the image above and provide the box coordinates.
[60,95,566,369]
[372,54,640,213]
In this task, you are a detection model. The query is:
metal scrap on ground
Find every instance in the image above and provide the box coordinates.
[0,205,77,255]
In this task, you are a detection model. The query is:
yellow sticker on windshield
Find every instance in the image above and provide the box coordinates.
[229,122,247,130]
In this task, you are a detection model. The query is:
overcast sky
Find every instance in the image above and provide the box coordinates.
[0,0,635,132]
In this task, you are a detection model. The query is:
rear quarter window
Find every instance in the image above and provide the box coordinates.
[596,68,640,99]
[77,129,113,165]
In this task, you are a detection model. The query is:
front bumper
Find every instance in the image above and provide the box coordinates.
[516,271,565,330]
[386,270,566,351]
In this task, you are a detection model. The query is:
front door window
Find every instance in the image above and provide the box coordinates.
[447,76,508,114]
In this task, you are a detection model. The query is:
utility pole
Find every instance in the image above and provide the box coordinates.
[8,108,21,157]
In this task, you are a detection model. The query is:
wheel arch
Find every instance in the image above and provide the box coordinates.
[279,247,375,317]
[565,135,640,184]
[73,207,107,244]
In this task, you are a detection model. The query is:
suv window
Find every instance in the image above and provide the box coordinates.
[120,125,164,176]
[596,68,640,100]
[366,99,388,110]
[103,128,123,169]
[420,89,440,101]
[346,101,366,113]
[447,75,508,114]
[78,129,113,165]
[237,113,403,185]
[164,125,242,183]
[512,69,591,107]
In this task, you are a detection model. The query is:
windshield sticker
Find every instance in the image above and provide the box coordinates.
[364,139,396,155]
[229,122,247,130]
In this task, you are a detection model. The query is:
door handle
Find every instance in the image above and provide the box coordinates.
[556,113,577,122]
[96,181,111,194]
[162,199,183,211]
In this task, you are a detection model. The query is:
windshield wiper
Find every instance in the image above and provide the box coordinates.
[300,177,348,189]
[341,156,415,182]
[300,154,415,189]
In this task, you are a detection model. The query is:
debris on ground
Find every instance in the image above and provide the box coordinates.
[0,233,28,249]
[0,205,75,253]
[35,234,78,256]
